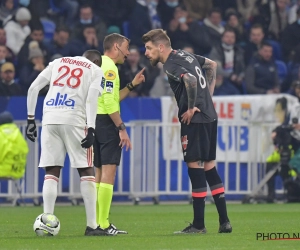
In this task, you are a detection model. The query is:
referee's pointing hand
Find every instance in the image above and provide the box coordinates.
[132,67,146,87]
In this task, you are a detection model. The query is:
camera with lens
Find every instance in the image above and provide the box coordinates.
[273,118,299,165]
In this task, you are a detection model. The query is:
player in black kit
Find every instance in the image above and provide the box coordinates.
[142,29,232,234]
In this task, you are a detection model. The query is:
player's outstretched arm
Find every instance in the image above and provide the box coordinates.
[202,58,217,96]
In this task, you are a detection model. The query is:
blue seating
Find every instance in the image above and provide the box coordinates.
[49,0,65,14]
[267,40,282,60]
[122,21,130,38]
[275,60,288,84]
[41,19,56,42]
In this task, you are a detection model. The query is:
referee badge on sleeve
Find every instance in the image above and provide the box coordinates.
[105,70,116,80]
[106,81,113,93]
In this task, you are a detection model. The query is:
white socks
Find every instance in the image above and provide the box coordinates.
[80,176,97,229]
[42,175,58,214]
[43,174,97,229]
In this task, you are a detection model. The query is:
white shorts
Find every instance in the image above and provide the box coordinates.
[39,124,93,168]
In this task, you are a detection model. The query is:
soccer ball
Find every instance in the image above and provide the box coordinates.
[33,213,60,236]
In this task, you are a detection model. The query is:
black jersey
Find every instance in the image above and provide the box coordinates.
[163,49,217,123]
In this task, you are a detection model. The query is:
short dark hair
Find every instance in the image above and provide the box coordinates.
[260,41,272,49]
[251,23,264,32]
[129,45,140,52]
[82,49,102,67]
[142,29,171,47]
[208,8,222,17]
[175,4,187,12]
[55,26,70,34]
[222,27,236,37]
[80,4,92,10]
[103,33,130,52]
[82,24,96,31]
[30,23,44,32]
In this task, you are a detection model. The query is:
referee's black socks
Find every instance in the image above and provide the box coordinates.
[205,167,229,225]
[188,167,206,230]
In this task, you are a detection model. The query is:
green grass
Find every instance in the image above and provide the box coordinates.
[0,203,300,250]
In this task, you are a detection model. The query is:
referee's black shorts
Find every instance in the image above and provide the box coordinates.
[180,119,217,163]
[93,114,121,167]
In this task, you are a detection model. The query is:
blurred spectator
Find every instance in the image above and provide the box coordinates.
[4,7,31,55]
[167,4,212,55]
[288,0,300,24]
[281,7,300,60]
[213,62,240,96]
[71,4,106,43]
[19,41,46,94]
[252,0,289,40]
[0,62,21,96]
[269,0,289,39]
[45,26,77,58]
[167,5,191,49]
[0,27,6,45]
[157,0,179,29]
[19,0,42,29]
[149,62,173,97]
[182,44,194,54]
[53,0,79,27]
[236,0,259,22]
[199,8,224,55]
[129,0,161,48]
[106,25,121,35]
[225,11,247,43]
[96,0,135,29]
[212,0,237,17]
[0,44,9,68]
[281,44,300,92]
[17,23,48,68]
[0,0,16,24]
[50,53,62,61]
[290,79,300,100]
[0,27,14,61]
[209,28,245,94]
[182,0,212,21]
[119,45,152,97]
[244,24,265,65]
[72,24,102,54]
[245,41,280,94]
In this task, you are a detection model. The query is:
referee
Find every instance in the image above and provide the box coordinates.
[94,33,145,235]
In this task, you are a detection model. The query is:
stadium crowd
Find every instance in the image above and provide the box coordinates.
[1,0,300,99]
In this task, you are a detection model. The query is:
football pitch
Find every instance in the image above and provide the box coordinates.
[0,203,299,250]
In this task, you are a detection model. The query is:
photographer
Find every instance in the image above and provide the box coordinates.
[267,85,300,202]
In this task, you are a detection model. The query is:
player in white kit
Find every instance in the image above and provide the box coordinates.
[26,50,110,236]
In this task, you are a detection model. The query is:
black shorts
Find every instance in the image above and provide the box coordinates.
[93,114,122,167]
[180,119,217,162]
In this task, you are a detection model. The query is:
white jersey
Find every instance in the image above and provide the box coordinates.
[40,56,104,127]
